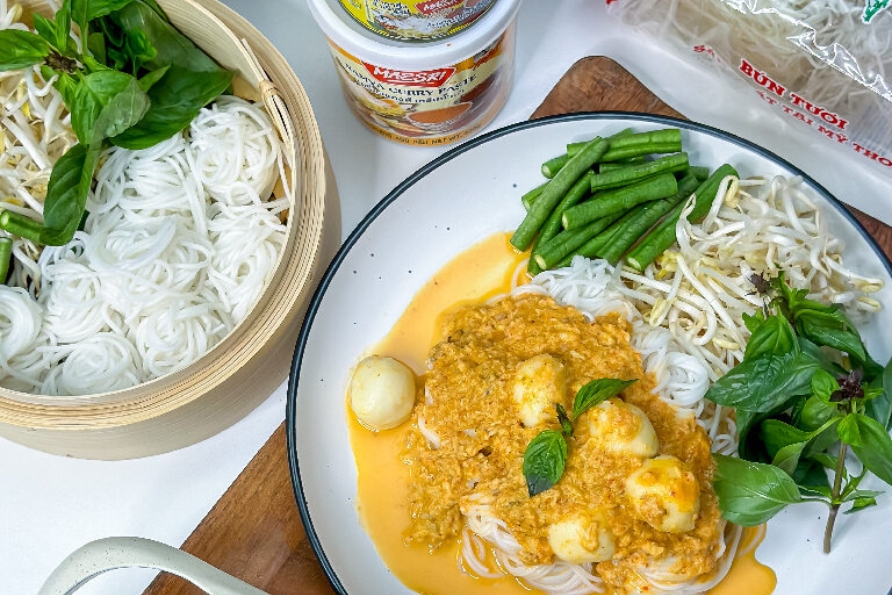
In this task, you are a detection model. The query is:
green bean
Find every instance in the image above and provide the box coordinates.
[590,153,689,191]
[0,237,11,283]
[561,173,678,231]
[685,163,738,223]
[521,182,546,211]
[554,210,637,267]
[533,211,624,271]
[599,142,681,163]
[598,157,646,172]
[625,164,738,271]
[599,173,700,265]
[510,137,609,251]
[567,128,681,157]
[0,210,43,243]
[541,153,569,179]
[528,172,594,273]
[687,165,710,181]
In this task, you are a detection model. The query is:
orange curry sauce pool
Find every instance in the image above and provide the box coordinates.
[347,232,776,595]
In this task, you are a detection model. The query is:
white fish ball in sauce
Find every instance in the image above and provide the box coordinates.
[512,354,568,428]
[350,355,416,431]
[585,397,659,458]
[547,514,616,564]
[625,455,701,533]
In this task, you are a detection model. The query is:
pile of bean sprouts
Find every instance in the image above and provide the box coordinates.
[612,173,884,381]
[0,96,288,396]
[1,1,77,286]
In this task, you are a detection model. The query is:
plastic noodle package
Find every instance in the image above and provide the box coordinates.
[606,0,892,175]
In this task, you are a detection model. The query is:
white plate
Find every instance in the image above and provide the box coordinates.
[286,114,892,595]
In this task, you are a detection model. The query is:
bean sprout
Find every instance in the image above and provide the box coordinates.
[0,2,78,289]
[611,174,884,379]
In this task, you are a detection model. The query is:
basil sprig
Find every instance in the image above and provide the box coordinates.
[706,271,892,552]
[0,0,233,246]
[522,377,637,497]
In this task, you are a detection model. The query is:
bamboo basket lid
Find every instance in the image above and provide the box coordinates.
[0,0,341,459]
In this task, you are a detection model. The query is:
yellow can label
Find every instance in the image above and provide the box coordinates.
[338,0,498,40]
[327,24,514,146]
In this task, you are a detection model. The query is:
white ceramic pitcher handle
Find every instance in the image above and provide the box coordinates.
[38,536,269,595]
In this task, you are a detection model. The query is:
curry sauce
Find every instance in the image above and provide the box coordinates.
[405,293,722,593]
[348,232,776,595]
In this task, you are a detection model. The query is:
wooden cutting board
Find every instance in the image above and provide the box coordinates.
[143,56,892,595]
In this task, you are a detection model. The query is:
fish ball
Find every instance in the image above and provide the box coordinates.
[349,356,416,431]
[548,514,615,564]
[625,455,700,533]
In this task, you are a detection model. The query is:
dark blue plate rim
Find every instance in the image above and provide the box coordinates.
[285,111,892,595]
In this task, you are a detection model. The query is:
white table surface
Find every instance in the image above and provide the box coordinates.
[5,1,891,595]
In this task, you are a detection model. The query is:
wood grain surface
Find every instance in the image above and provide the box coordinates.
[143,56,892,595]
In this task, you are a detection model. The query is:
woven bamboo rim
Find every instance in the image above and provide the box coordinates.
[0,0,340,458]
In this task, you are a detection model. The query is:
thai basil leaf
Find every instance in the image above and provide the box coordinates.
[797,395,838,432]
[110,1,220,72]
[88,32,108,64]
[0,30,51,71]
[111,66,232,150]
[706,348,820,412]
[837,414,863,447]
[811,453,838,471]
[763,417,838,475]
[839,468,866,499]
[742,311,765,335]
[737,407,786,463]
[844,488,883,501]
[744,315,797,360]
[811,369,839,402]
[713,454,803,526]
[81,54,114,73]
[804,420,841,459]
[41,143,100,246]
[72,70,149,145]
[772,442,808,476]
[523,430,567,497]
[867,356,892,430]
[32,14,59,48]
[137,64,168,91]
[51,71,79,109]
[137,0,168,19]
[849,413,892,486]
[798,335,845,375]
[55,1,73,52]
[572,378,637,420]
[72,0,138,28]
[761,419,809,456]
[123,27,157,72]
[96,13,125,48]
[795,306,869,365]
[792,458,831,496]
[844,496,879,514]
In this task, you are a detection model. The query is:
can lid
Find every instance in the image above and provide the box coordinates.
[307,0,524,69]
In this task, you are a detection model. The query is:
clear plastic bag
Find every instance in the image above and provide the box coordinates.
[606,0,892,172]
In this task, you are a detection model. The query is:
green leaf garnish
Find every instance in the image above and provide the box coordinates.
[713,454,804,526]
[572,378,636,420]
[522,430,567,497]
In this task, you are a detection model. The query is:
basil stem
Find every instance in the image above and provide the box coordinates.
[823,442,848,553]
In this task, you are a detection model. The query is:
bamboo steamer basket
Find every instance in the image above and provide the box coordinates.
[0,0,341,459]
